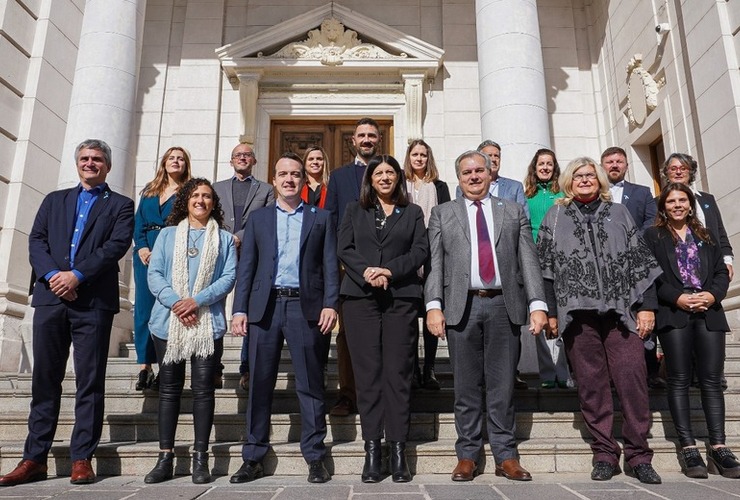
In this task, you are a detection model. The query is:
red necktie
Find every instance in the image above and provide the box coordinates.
[474,200,495,283]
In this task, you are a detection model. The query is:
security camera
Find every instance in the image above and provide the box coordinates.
[655,23,671,34]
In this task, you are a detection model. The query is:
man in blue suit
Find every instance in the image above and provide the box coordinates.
[601,146,664,389]
[324,117,382,416]
[230,153,339,484]
[0,139,134,486]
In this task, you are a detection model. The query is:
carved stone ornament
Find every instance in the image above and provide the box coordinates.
[258,17,408,66]
[625,54,665,126]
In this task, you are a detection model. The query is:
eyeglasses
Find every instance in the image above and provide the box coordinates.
[573,172,597,181]
[232,152,255,159]
[668,165,689,173]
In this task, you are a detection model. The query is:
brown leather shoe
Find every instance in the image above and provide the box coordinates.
[70,459,95,484]
[0,459,47,486]
[495,458,532,481]
[451,459,477,481]
[329,397,357,417]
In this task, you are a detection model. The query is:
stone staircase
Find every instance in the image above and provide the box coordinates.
[0,333,739,478]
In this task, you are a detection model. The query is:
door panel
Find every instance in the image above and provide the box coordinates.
[269,120,392,179]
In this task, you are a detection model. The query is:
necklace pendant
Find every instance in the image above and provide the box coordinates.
[188,247,199,258]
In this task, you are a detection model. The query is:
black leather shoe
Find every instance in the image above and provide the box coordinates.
[679,447,708,478]
[361,440,382,483]
[625,462,662,484]
[230,460,264,483]
[389,441,411,483]
[707,446,740,478]
[423,367,441,391]
[191,451,211,484]
[144,451,174,484]
[307,460,330,483]
[591,461,621,481]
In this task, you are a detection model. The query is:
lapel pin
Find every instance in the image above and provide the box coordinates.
[624,195,630,200]
[497,201,503,206]
[704,203,709,209]
[103,191,110,200]
[395,208,400,214]
[311,206,317,213]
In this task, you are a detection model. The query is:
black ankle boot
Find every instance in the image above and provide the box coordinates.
[144,451,174,483]
[192,451,211,484]
[361,440,382,483]
[389,441,411,482]
[707,446,740,478]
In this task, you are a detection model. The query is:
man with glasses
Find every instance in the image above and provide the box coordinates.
[214,143,275,390]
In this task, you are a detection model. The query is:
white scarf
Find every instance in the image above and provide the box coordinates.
[163,218,219,364]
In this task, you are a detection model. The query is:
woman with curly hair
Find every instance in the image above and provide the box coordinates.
[523,148,570,389]
[133,147,191,390]
[144,178,237,484]
[644,183,738,478]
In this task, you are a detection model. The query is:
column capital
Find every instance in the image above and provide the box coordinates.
[402,72,427,144]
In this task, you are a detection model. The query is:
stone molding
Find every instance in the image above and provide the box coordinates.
[626,54,665,127]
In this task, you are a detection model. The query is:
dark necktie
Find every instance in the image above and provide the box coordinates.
[474,200,495,283]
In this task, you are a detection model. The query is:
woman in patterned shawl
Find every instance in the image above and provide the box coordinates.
[537,157,662,484]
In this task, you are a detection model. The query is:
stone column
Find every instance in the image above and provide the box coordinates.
[476,0,550,178]
[58,0,147,195]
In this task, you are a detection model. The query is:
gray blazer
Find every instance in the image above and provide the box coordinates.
[425,196,545,327]
[213,177,275,240]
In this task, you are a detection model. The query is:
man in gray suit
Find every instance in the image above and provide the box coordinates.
[213,143,275,389]
[426,150,547,482]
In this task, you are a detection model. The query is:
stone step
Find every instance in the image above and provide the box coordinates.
[0,438,705,477]
[0,410,736,444]
[1,384,738,415]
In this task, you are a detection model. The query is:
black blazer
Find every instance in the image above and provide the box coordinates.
[29,186,135,312]
[696,191,733,258]
[433,179,451,205]
[325,162,362,230]
[338,202,428,298]
[643,226,729,332]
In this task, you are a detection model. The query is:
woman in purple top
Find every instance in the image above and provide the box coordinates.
[644,183,738,479]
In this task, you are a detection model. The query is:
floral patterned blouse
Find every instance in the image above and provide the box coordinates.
[676,227,702,289]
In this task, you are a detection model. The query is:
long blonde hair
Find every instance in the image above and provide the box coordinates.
[141,146,192,197]
[302,146,330,185]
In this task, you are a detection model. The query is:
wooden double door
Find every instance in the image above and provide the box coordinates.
[269,120,393,178]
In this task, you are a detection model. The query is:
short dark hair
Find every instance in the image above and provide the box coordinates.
[75,139,112,168]
[275,152,306,179]
[359,155,408,209]
[600,146,627,162]
[356,117,380,132]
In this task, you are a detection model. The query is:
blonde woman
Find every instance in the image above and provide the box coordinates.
[301,145,330,208]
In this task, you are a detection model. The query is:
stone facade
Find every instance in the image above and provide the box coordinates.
[1,0,739,370]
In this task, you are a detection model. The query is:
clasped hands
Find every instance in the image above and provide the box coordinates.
[172,297,199,327]
[677,291,715,314]
[364,266,391,289]
[49,271,79,301]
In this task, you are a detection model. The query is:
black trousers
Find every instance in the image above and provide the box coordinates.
[343,295,418,442]
[24,304,114,463]
[152,335,223,452]
[658,315,726,447]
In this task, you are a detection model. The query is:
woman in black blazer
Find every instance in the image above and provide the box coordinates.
[338,155,429,483]
[403,139,451,390]
[644,183,739,479]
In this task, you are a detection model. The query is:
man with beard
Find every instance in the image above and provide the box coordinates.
[600,147,663,389]
[325,117,382,416]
